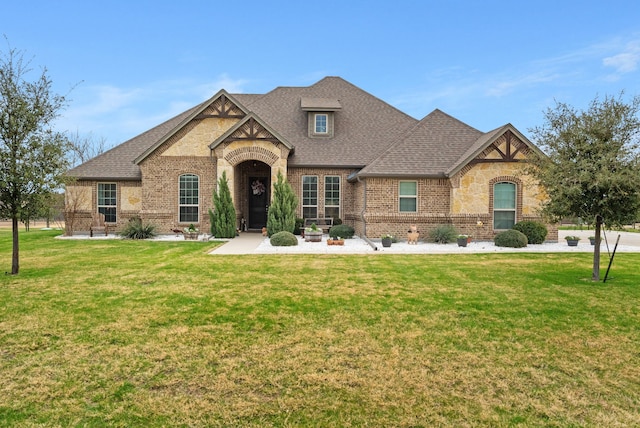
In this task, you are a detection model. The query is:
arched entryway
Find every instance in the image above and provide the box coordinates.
[235,160,271,231]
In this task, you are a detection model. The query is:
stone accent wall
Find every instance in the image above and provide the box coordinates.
[162,118,237,157]
[451,162,543,215]
[213,139,291,201]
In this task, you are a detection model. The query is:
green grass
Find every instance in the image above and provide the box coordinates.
[1,230,639,427]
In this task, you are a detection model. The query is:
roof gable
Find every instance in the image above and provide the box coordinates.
[446,124,544,176]
[210,113,293,150]
[134,90,249,164]
[66,103,202,180]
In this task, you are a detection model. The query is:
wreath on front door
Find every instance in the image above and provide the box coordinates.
[251,179,266,195]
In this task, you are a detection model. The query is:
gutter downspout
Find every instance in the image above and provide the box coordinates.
[357,175,378,251]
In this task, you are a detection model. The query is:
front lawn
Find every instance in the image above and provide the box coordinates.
[1,230,639,426]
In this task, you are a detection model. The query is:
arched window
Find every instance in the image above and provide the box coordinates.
[493,182,516,229]
[179,174,199,223]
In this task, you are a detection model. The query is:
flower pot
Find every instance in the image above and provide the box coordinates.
[305,230,323,242]
[381,237,392,247]
[589,237,596,245]
[183,232,199,240]
[327,239,344,246]
[457,238,468,247]
[566,240,579,247]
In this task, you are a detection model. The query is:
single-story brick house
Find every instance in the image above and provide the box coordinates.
[66,76,554,240]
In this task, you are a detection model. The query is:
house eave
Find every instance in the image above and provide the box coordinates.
[65,175,142,182]
[355,172,448,180]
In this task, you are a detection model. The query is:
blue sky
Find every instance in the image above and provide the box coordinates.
[3,0,640,147]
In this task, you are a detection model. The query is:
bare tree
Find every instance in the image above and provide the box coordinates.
[68,130,109,166]
[63,185,89,236]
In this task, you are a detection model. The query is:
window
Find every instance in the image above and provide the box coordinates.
[179,174,199,223]
[494,182,516,229]
[324,176,340,219]
[314,114,328,134]
[302,176,318,218]
[399,181,417,212]
[97,183,117,223]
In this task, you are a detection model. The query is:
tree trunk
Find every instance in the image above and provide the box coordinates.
[592,215,603,281]
[12,215,19,275]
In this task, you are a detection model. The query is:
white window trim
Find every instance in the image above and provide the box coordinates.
[179,174,200,223]
[314,113,328,134]
[399,180,418,213]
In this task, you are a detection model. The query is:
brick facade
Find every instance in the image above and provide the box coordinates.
[68,157,555,242]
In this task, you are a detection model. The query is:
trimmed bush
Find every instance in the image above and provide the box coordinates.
[120,217,157,240]
[429,225,458,243]
[329,224,355,239]
[269,231,298,247]
[494,229,528,248]
[512,221,548,244]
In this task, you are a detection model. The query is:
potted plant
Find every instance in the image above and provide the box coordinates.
[304,223,323,242]
[457,234,469,247]
[381,234,393,248]
[327,236,344,246]
[589,236,596,245]
[183,224,199,240]
[565,235,580,246]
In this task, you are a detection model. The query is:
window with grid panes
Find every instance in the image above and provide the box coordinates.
[302,176,318,218]
[97,183,117,223]
[179,174,199,223]
[324,176,340,219]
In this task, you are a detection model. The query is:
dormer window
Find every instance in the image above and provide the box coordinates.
[314,113,328,134]
[301,97,341,138]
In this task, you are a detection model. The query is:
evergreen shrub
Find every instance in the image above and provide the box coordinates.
[512,221,548,244]
[329,224,355,239]
[270,231,298,246]
[494,229,528,248]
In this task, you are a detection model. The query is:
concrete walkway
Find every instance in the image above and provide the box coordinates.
[209,232,265,254]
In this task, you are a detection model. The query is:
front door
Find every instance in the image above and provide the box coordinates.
[248,177,269,229]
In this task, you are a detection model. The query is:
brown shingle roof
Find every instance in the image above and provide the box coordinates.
[66,103,203,180]
[67,76,529,181]
[240,77,417,167]
[357,109,484,178]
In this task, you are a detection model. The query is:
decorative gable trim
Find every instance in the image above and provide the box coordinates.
[471,130,530,164]
[446,124,546,177]
[210,113,293,151]
[195,94,246,119]
[223,117,279,143]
